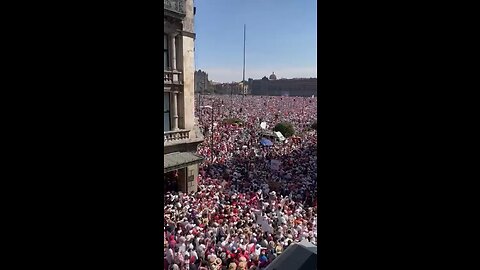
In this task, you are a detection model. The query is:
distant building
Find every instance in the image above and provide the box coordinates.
[194,70,209,94]
[248,72,317,97]
[211,81,245,95]
[269,72,277,80]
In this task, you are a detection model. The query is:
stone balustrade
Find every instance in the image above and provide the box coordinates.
[164,70,183,85]
[164,129,190,144]
[164,0,186,15]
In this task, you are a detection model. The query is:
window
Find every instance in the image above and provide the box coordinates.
[164,93,170,131]
[164,34,169,70]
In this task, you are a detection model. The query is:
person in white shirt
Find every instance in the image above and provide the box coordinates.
[178,241,186,254]
[190,249,198,261]
[197,244,206,260]
[221,234,231,247]
[166,247,174,266]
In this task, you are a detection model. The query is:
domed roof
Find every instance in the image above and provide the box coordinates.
[269,72,277,80]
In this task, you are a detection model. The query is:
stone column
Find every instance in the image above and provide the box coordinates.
[171,91,179,130]
[169,33,177,71]
[186,165,199,193]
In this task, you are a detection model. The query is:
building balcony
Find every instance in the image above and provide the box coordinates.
[164,129,190,145]
[164,70,183,86]
[164,122,204,153]
[164,0,186,18]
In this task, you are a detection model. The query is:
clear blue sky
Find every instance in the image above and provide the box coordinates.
[194,0,317,83]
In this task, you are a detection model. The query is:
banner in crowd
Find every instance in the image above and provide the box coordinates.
[255,213,273,233]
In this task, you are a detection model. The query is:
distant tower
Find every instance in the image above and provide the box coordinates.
[269,72,277,80]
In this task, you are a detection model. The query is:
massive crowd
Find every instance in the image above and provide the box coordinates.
[164,95,318,270]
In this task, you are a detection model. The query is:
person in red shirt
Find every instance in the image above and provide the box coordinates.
[169,235,176,249]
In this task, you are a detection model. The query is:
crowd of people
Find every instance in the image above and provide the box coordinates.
[164,95,318,270]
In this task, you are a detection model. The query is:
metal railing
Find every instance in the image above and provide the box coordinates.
[164,70,183,85]
[164,0,186,15]
[164,129,190,143]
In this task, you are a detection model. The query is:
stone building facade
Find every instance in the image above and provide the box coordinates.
[164,0,204,194]
[248,72,317,97]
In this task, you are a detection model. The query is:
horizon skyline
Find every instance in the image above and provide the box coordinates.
[195,0,317,83]
[196,68,317,83]
[196,68,317,82]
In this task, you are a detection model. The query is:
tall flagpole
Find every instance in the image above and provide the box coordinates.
[242,24,246,96]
